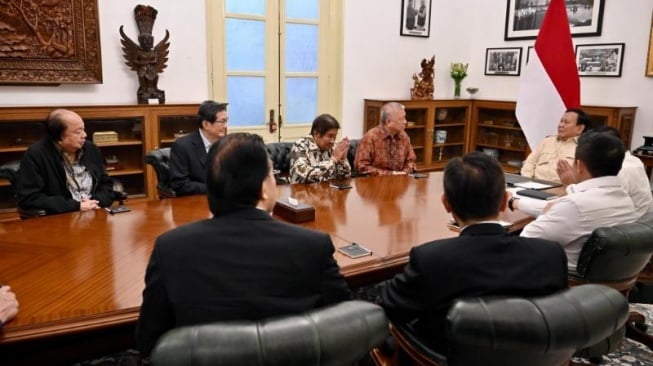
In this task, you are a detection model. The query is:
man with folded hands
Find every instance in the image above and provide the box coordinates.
[520,132,639,271]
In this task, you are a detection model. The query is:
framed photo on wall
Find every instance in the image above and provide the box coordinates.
[400,0,432,37]
[485,47,522,76]
[575,43,625,77]
[504,0,605,41]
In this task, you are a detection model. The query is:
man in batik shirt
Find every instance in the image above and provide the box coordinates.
[355,102,416,175]
[289,114,351,184]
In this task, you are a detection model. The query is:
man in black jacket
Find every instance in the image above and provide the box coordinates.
[379,152,568,355]
[136,133,351,357]
[16,109,115,214]
[169,100,228,195]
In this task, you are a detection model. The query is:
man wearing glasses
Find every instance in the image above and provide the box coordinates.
[169,100,228,196]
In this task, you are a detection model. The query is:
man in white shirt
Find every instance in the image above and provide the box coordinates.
[512,126,653,222]
[520,132,639,271]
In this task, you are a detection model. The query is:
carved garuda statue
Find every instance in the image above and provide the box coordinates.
[410,55,435,100]
[119,5,170,104]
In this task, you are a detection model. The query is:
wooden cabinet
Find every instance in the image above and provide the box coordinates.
[363,99,471,171]
[364,99,637,174]
[469,100,529,173]
[0,104,198,220]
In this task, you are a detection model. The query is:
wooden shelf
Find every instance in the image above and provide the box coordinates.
[0,104,200,219]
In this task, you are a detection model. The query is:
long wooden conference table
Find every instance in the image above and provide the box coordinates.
[0,172,532,364]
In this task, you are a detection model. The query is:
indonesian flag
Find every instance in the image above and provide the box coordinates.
[515,0,580,149]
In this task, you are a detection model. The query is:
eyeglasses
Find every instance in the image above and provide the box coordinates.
[215,119,228,125]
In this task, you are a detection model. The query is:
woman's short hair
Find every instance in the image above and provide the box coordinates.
[310,114,340,136]
[206,133,270,216]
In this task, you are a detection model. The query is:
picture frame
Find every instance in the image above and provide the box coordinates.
[400,0,432,38]
[504,0,605,41]
[575,43,625,77]
[0,0,102,84]
[647,12,653,77]
[485,47,522,76]
[526,46,534,65]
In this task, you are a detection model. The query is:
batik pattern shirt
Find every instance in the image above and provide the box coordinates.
[354,125,416,175]
[289,136,351,184]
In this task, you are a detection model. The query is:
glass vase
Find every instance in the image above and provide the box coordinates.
[453,79,462,98]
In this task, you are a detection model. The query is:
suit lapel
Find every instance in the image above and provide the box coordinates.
[191,130,208,168]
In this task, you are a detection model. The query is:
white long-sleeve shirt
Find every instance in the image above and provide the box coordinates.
[521,176,639,270]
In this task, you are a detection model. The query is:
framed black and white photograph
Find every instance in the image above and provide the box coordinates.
[504,0,605,41]
[400,0,432,37]
[575,43,625,77]
[485,47,522,76]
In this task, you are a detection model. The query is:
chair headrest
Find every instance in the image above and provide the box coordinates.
[265,142,294,173]
[150,300,388,366]
[576,222,653,280]
[0,160,21,183]
[447,284,628,366]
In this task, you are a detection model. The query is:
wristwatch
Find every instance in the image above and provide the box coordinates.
[508,196,519,211]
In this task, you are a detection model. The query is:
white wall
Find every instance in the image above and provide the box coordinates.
[0,1,208,106]
[1,1,652,149]
[343,0,653,149]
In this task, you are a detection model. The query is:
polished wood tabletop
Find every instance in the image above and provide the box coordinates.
[0,172,531,359]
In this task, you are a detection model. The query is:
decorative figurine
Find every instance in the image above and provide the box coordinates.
[410,55,435,100]
[119,5,170,104]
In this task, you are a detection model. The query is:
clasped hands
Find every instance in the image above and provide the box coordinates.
[80,198,100,211]
[331,137,350,163]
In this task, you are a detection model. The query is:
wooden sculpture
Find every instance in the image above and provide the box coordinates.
[119,5,170,104]
[410,55,435,100]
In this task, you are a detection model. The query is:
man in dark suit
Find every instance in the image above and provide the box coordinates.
[169,100,228,196]
[136,133,352,357]
[379,151,568,355]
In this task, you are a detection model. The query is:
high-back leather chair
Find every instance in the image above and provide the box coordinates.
[372,285,629,366]
[150,300,389,366]
[0,160,46,219]
[265,142,294,184]
[569,221,653,351]
[347,138,360,176]
[145,147,176,198]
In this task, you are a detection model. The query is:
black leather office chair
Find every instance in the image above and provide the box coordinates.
[150,300,389,366]
[347,138,360,176]
[569,221,653,351]
[0,160,46,219]
[145,147,176,198]
[372,284,629,366]
[265,142,294,184]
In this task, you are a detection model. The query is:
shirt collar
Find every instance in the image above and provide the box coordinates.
[198,129,212,152]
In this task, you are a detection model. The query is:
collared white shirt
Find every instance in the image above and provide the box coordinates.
[517,152,653,220]
[520,175,639,271]
[198,129,212,152]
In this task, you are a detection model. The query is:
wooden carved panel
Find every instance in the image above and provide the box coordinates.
[0,0,102,84]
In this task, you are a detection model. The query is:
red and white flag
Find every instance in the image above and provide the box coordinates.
[515,0,580,149]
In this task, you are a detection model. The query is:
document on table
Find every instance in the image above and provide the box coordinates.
[513,181,556,190]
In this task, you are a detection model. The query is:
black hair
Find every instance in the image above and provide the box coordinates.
[206,133,270,216]
[310,114,340,136]
[443,151,505,222]
[566,108,591,132]
[197,100,229,128]
[589,125,621,140]
[576,132,624,177]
